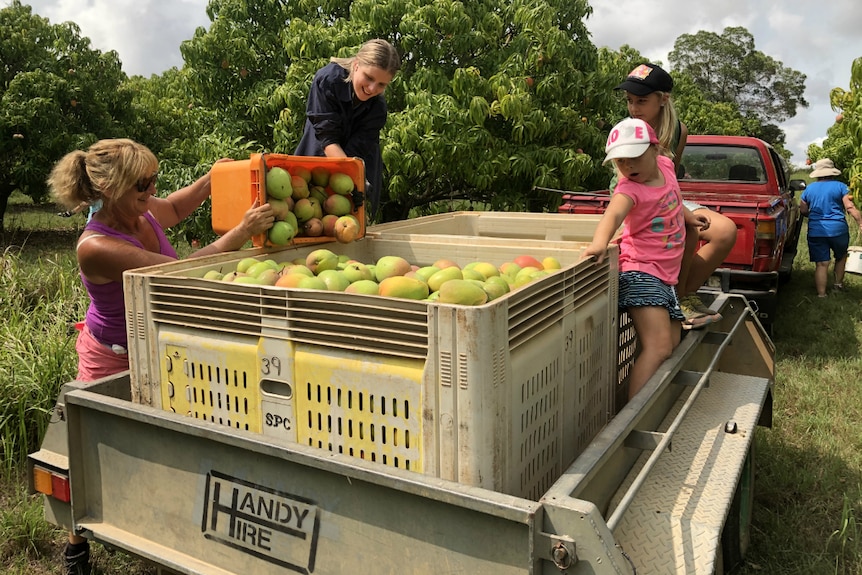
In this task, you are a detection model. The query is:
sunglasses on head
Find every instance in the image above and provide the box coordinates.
[136,172,158,192]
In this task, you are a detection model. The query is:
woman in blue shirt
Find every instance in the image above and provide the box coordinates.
[800,158,862,297]
[295,39,401,221]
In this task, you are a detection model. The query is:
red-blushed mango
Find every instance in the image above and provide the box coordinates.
[437,279,488,305]
[324,194,352,217]
[433,258,460,270]
[302,217,324,236]
[275,272,308,288]
[375,255,412,281]
[427,266,463,292]
[291,175,310,200]
[499,261,522,278]
[322,214,338,236]
[378,276,430,300]
[514,255,544,270]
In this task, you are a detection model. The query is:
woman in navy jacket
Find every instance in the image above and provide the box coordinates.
[295,39,401,221]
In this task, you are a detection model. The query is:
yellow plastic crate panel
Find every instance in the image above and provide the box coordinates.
[367,211,605,243]
[124,236,618,499]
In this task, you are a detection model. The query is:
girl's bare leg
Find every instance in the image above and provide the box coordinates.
[627,306,681,399]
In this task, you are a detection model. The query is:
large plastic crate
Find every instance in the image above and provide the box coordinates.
[367,211,606,242]
[124,236,618,499]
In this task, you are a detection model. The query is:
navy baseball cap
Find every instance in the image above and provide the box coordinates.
[615,63,674,95]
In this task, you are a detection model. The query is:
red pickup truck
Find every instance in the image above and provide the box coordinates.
[559,135,807,333]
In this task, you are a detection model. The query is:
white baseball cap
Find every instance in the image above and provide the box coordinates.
[602,118,659,165]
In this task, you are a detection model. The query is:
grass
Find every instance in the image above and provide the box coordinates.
[2,200,862,574]
[737,225,862,575]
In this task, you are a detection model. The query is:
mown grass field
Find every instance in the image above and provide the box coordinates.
[1,194,861,574]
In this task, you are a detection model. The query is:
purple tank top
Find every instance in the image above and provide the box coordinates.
[81,212,177,347]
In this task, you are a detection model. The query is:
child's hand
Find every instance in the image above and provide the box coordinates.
[580,243,606,264]
[684,207,710,231]
[691,212,710,231]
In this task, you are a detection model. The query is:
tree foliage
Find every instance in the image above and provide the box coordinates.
[2,1,819,232]
[176,0,618,221]
[0,0,130,233]
[809,57,862,203]
[669,26,807,147]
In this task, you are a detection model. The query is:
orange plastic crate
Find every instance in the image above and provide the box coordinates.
[211,153,366,247]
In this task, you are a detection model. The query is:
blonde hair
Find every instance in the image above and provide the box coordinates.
[332,39,401,81]
[652,92,680,160]
[48,138,158,211]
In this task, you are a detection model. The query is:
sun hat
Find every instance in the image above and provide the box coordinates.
[809,158,841,178]
[603,118,659,165]
[614,63,674,96]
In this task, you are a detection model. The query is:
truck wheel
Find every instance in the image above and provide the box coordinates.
[721,442,755,572]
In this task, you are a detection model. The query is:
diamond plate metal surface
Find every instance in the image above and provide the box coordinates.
[610,372,770,574]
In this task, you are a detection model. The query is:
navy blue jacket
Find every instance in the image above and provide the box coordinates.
[295,62,387,216]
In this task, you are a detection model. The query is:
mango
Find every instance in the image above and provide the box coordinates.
[345,279,379,295]
[482,276,510,301]
[375,255,412,281]
[427,266,463,292]
[413,265,441,282]
[465,261,500,279]
[437,279,488,306]
[378,276,430,300]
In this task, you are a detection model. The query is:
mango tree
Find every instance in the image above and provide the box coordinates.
[810,57,862,203]
[179,0,620,222]
[0,0,130,234]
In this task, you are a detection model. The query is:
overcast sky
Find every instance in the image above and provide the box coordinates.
[19,0,862,166]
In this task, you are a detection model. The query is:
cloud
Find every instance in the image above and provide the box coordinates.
[23,0,860,165]
[28,0,210,77]
[588,1,859,166]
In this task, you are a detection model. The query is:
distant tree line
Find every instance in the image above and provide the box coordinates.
[1,0,815,238]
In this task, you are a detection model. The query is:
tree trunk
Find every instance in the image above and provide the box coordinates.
[0,183,14,238]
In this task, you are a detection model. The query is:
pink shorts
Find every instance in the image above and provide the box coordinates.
[75,324,129,382]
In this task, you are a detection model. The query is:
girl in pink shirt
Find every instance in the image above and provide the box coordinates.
[583,118,708,400]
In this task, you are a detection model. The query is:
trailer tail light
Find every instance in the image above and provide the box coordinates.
[755,220,776,240]
[33,466,71,503]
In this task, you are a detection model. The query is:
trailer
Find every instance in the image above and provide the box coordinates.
[30,284,771,574]
[30,157,773,575]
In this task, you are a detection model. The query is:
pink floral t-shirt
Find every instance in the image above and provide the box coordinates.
[615,155,685,284]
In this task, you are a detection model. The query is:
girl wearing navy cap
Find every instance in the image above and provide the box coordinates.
[615,63,738,330]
